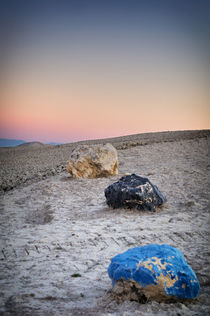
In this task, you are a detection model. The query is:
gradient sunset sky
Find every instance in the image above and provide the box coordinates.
[0,0,209,143]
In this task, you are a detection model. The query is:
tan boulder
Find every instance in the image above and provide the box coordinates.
[66,143,118,178]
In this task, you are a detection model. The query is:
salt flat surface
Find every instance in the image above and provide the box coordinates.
[0,137,210,315]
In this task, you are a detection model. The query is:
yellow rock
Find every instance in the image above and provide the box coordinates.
[66,143,118,178]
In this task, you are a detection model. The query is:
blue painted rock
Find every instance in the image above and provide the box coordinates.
[104,174,166,211]
[108,244,200,302]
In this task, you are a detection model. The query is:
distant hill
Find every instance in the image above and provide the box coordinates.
[17,141,46,148]
[0,138,26,147]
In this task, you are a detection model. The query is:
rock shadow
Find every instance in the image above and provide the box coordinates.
[59,175,74,182]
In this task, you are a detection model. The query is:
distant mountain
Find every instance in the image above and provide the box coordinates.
[47,142,62,146]
[0,138,62,147]
[0,138,26,147]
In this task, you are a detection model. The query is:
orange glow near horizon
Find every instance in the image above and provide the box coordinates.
[1,73,209,143]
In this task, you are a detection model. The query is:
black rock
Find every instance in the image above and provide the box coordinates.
[104,174,166,211]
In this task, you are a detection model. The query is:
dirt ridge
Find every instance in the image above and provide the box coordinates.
[0,130,209,193]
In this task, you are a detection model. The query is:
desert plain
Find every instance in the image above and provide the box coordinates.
[0,130,209,315]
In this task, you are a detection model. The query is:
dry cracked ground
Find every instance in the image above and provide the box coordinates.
[0,136,210,315]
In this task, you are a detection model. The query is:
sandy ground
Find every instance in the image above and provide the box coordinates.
[0,132,210,315]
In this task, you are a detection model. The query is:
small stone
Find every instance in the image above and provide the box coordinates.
[51,168,56,175]
[104,174,166,211]
[66,143,118,178]
[71,273,82,278]
[108,244,200,302]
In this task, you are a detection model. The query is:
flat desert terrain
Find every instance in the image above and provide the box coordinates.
[0,130,209,315]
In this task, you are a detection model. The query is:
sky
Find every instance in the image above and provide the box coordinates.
[0,0,209,143]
